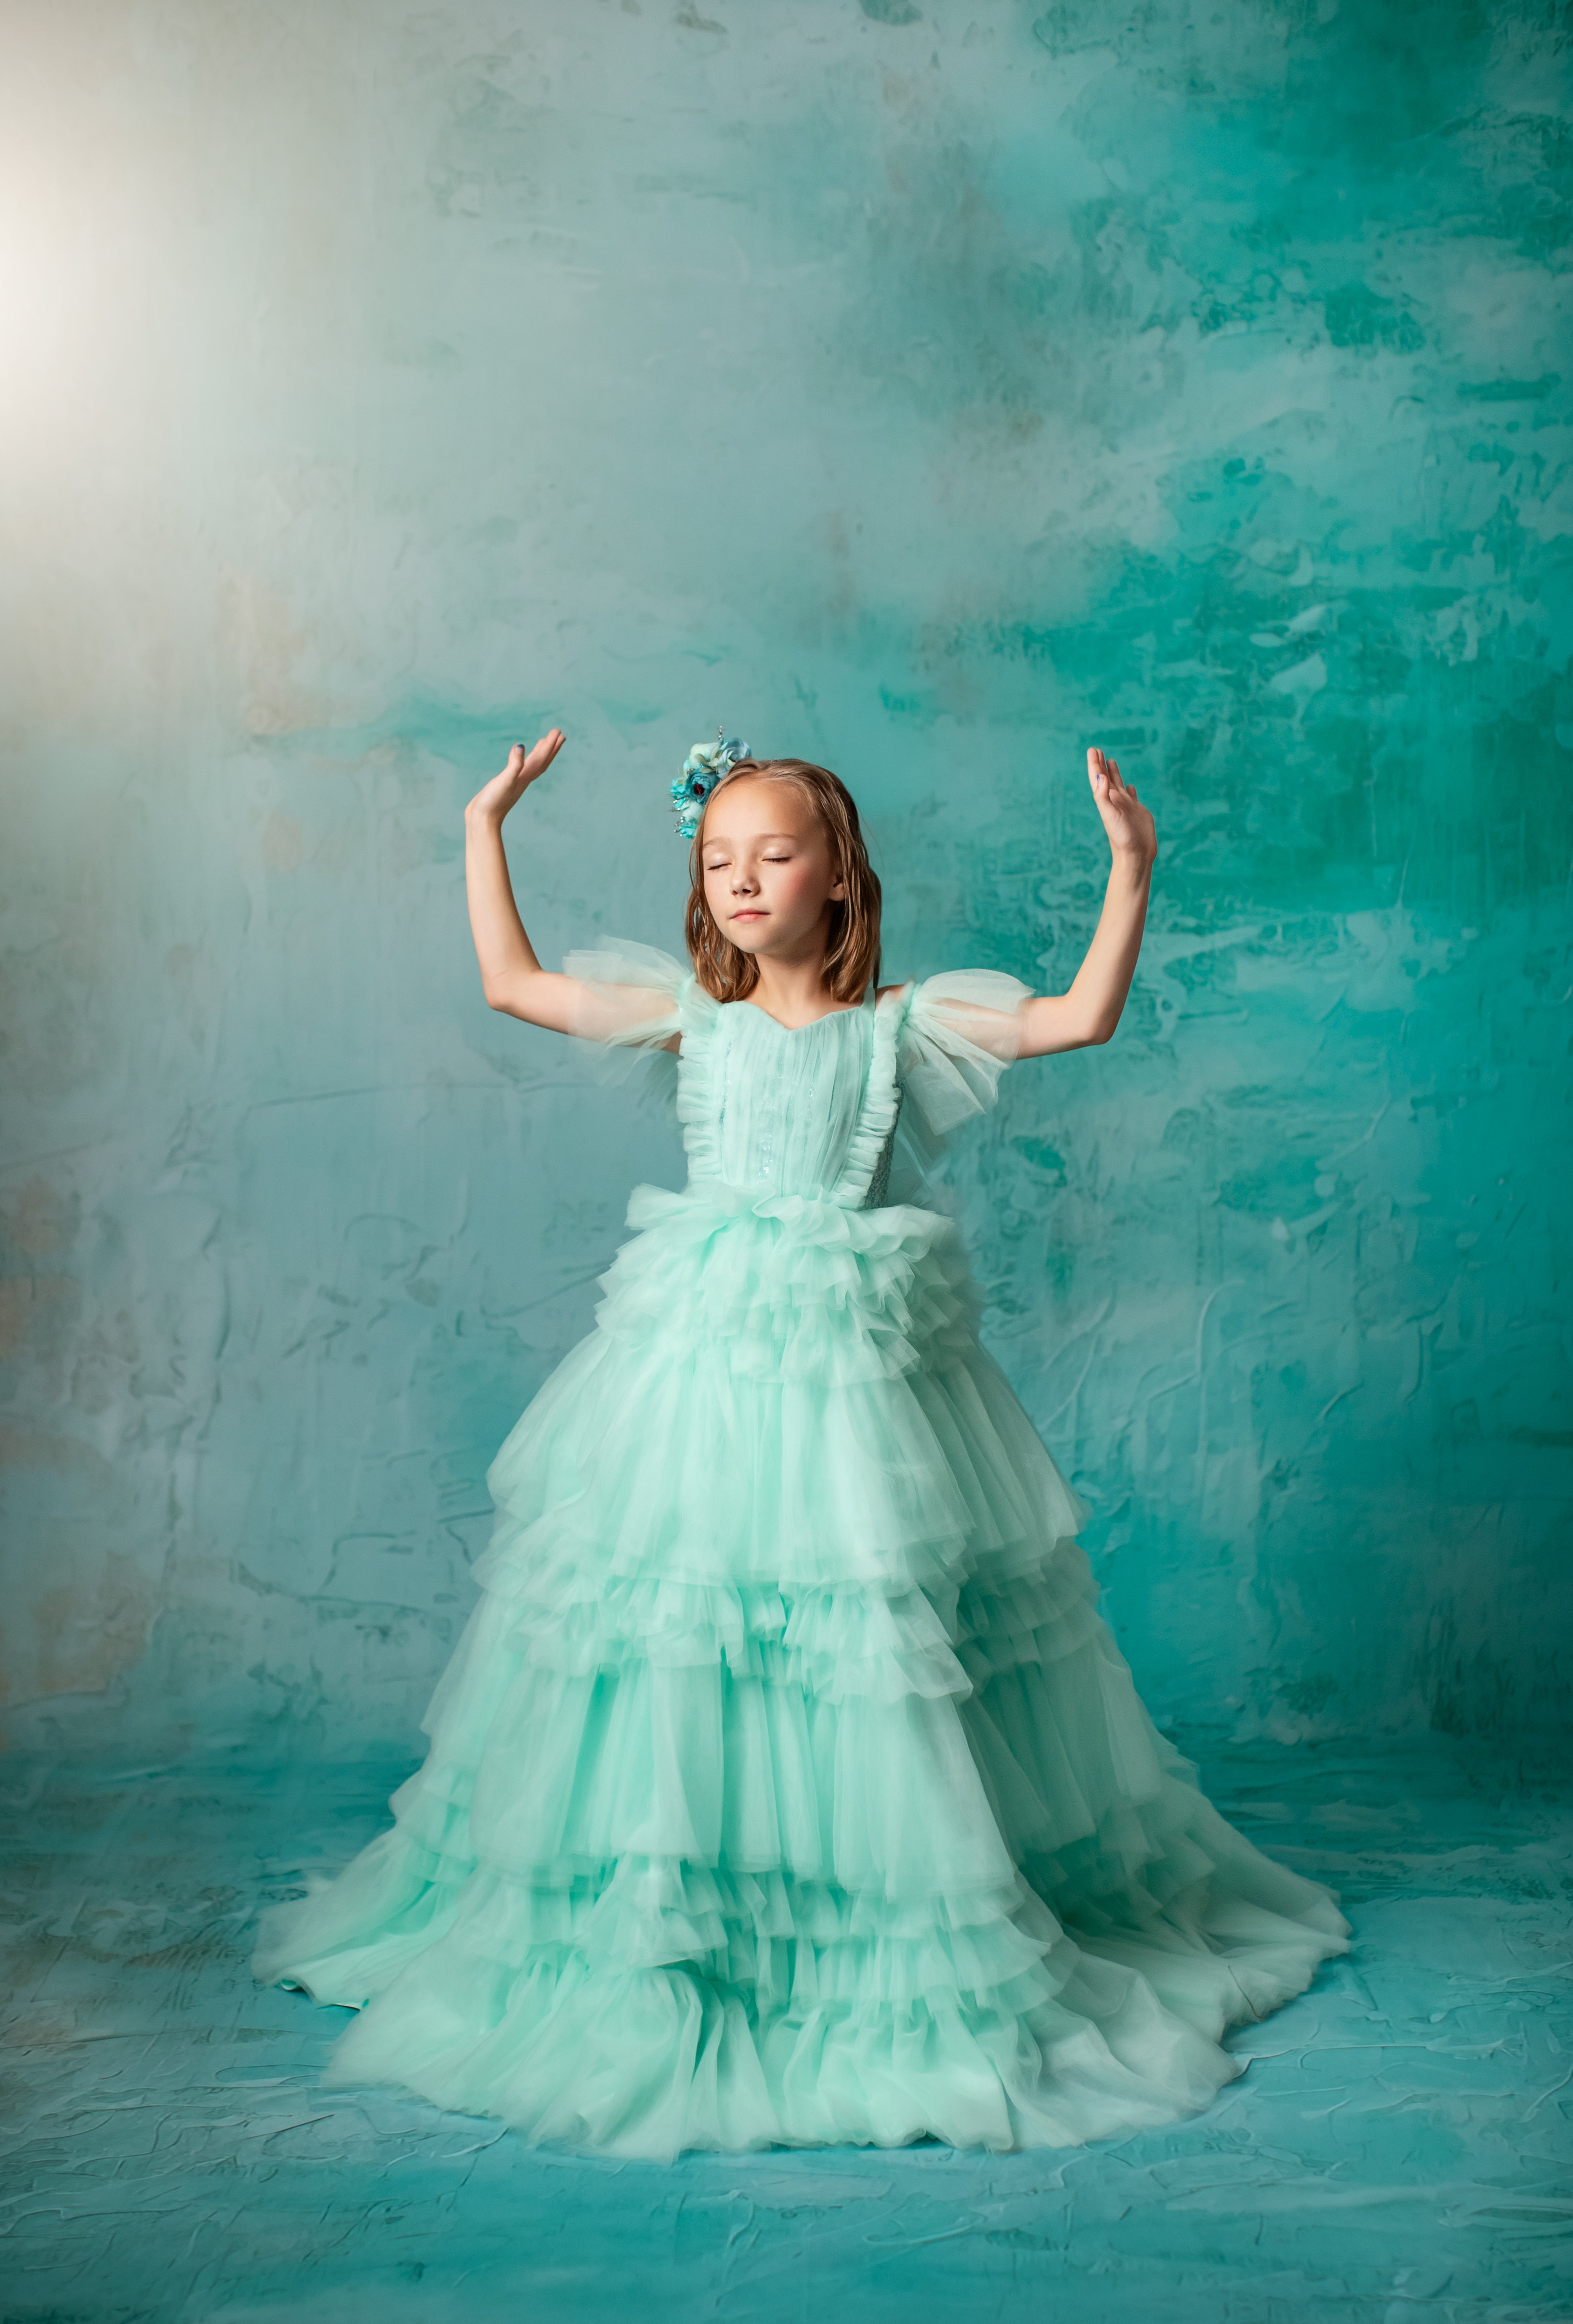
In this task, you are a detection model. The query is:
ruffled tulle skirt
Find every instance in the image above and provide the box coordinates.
[253,1181,1351,2156]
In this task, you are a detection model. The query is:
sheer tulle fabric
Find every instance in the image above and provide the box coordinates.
[253,941,1350,2156]
[562,939,688,1049]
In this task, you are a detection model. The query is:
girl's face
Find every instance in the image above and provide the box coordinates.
[700,779,846,963]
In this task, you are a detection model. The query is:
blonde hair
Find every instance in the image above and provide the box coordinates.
[685,758,881,1006]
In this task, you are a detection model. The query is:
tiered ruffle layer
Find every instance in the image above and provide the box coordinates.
[254,1183,1351,2156]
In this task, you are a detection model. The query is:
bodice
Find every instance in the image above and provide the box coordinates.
[676,986,902,1210]
[560,939,1036,1209]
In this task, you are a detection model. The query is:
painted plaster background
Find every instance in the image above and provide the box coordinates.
[1,0,1568,1760]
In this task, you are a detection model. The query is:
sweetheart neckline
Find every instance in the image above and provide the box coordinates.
[727,999,867,1035]
[725,985,912,1036]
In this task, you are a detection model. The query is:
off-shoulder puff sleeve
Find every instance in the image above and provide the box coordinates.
[896,969,1037,1135]
[560,938,690,1052]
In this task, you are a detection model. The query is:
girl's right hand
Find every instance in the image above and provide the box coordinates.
[465,728,566,825]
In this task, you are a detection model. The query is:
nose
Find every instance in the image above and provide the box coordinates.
[731,864,758,894]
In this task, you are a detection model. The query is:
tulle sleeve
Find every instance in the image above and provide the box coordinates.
[560,938,690,1051]
[895,969,1037,1135]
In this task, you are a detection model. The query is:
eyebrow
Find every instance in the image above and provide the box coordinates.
[703,832,801,846]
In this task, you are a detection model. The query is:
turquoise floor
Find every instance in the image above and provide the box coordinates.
[2,1734,1569,2324]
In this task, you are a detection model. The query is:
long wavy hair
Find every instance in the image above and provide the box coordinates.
[684,758,882,1006]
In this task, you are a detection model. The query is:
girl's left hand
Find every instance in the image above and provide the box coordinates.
[1087,747,1157,866]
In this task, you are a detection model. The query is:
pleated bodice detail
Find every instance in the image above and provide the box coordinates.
[678,989,897,1210]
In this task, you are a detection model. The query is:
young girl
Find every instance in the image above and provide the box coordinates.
[253,728,1351,2157]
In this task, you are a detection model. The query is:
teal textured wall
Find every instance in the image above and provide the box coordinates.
[2,0,1568,1756]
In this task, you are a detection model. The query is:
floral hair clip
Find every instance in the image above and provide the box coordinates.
[671,728,752,839]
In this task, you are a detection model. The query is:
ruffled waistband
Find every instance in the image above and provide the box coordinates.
[645,1175,933,1229]
[591,1177,974,1385]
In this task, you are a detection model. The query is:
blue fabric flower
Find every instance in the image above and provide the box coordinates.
[671,732,752,838]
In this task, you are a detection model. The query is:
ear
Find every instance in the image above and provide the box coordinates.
[829,874,847,900]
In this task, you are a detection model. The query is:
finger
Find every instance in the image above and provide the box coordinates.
[522,730,564,772]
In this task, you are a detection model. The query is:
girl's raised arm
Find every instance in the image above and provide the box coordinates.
[464,731,579,1030]
[464,731,680,1046]
[1013,746,1158,1059]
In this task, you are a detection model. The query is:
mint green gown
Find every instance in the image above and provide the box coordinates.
[253,947,1351,2157]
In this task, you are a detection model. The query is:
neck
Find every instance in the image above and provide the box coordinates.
[747,941,848,1026]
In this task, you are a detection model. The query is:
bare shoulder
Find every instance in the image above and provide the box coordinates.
[875,980,912,1000]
